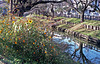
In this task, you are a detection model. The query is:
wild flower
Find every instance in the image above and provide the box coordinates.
[52,46,54,48]
[45,51,47,54]
[28,20,32,24]
[15,42,17,44]
[23,40,25,43]
[19,38,21,40]
[3,38,5,40]
[33,42,35,44]
[12,17,15,19]
[12,21,15,23]
[44,32,46,35]
[0,30,2,33]
[6,24,9,25]
[6,46,8,48]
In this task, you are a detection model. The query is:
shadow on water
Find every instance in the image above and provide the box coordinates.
[52,31,100,64]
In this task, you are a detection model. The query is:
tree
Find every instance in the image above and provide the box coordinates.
[12,0,99,19]
[13,0,65,16]
[64,0,100,22]
[71,42,92,64]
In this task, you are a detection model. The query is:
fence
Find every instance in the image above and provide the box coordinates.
[55,13,100,21]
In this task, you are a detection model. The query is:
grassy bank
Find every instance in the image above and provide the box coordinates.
[56,18,100,39]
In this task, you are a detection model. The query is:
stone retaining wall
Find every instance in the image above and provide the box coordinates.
[83,24,100,30]
[52,24,100,45]
[65,22,100,30]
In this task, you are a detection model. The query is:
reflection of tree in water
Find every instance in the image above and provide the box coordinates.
[71,42,92,64]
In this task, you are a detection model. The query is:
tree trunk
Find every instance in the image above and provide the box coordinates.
[80,11,84,22]
[9,0,13,22]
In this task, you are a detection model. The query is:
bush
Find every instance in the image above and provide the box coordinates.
[0,15,78,64]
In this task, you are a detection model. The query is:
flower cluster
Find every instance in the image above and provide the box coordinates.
[0,14,61,64]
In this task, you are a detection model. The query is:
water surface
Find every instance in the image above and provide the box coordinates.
[52,32,100,64]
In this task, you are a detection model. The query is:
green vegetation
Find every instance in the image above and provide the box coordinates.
[55,17,100,39]
[75,28,100,39]
[0,15,78,64]
[53,17,66,20]
[64,18,81,24]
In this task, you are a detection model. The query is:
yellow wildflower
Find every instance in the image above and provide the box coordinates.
[45,51,47,54]
[8,31,10,33]
[2,20,5,22]
[12,21,15,23]
[28,20,32,24]
[43,43,45,46]
[49,36,51,39]
[10,33,12,35]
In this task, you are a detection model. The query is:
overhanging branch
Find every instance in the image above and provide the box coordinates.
[31,0,66,7]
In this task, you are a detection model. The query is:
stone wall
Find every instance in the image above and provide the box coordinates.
[83,24,100,30]
[51,24,100,45]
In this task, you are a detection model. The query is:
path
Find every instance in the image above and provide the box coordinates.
[69,23,83,31]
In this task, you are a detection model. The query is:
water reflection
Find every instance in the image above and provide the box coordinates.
[52,32,100,64]
[71,43,92,64]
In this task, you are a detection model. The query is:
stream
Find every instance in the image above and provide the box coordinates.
[52,31,100,64]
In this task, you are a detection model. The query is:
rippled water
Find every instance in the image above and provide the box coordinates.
[52,32,100,64]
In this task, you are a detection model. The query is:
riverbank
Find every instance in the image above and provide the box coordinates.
[51,17,100,46]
